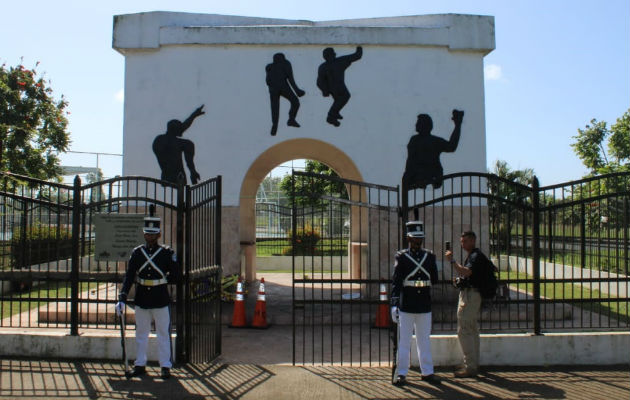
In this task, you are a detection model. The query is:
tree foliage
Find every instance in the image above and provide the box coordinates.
[571,109,630,174]
[488,160,536,249]
[279,160,348,208]
[570,109,630,231]
[0,61,70,180]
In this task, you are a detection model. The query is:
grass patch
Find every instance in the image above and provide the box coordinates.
[498,271,629,324]
[256,238,348,257]
[1,282,100,319]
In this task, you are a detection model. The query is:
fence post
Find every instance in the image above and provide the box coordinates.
[175,181,186,363]
[531,177,541,335]
[401,178,409,248]
[580,203,586,270]
[215,176,222,355]
[70,175,81,336]
[216,176,222,268]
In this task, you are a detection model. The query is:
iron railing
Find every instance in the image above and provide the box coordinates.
[404,171,630,334]
[0,171,222,364]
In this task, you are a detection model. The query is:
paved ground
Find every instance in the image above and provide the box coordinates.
[0,358,628,400]
[1,273,628,399]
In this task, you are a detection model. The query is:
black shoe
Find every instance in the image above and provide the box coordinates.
[160,367,171,379]
[421,374,442,385]
[392,375,406,386]
[270,125,278,136]
[130,366,146,377]
[326,116,340,127]
[287,119,300,127]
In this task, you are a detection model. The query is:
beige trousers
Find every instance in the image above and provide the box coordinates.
[457,288,481,371]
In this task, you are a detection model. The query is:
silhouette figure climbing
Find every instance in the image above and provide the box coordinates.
[266,53,305,136]
[316,46,363,127]
[403,109,464,189]
[152,105,205,185]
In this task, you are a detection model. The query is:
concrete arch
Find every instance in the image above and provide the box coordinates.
[239,138,363,281]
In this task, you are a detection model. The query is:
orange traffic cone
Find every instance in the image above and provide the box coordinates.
[373,282,391,328]
[251,278,269,329]
[229,277,247,328]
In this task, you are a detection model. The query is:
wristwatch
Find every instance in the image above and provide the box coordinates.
[450,260,456,264]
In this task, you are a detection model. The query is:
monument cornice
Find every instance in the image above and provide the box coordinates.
[113,12,494,54]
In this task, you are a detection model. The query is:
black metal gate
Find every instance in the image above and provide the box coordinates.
[0,172,222,364]
[291,171,399,366]
[180,177,222,363]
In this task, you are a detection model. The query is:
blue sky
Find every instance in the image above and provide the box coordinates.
[1,0,628,186]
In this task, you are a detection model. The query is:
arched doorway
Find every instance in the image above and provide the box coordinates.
[239,138,363,281]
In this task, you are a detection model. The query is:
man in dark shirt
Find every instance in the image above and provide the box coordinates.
[390,221,441,386]
[115,216,178,379]
[316,46,363,127]
[265,53,306,136]
[403,109,463,189]
[445,230,487,378]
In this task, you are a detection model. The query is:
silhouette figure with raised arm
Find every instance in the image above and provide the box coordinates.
[316,46,363,127]
[266,53,306,136]
[403,109,464,189]
[152,105,204,185]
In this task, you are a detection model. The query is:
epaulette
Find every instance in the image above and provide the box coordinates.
[422,248,434,254]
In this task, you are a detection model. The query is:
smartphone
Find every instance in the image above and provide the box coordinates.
[445,241,451,251]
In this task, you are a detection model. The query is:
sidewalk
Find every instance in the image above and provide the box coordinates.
[0,358,628,400]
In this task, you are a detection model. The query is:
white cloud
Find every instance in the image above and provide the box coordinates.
[484,64,503,81]
[115,89,124,102]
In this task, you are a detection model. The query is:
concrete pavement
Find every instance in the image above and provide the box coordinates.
[0,358,628,400]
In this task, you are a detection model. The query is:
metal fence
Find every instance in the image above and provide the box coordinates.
[404,171,630,334]
[0,171,222,364]
[255,202,349,257]
[291,171,400,366]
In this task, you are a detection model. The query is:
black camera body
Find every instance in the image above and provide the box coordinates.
[454,276,471,289]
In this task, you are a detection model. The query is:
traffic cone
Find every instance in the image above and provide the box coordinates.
[229,277,247,328]
[251,278,269,329]
[373,281,391,328]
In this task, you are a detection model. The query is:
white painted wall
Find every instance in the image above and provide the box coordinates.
[114,12,494,206]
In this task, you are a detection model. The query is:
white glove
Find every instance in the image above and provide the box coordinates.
[115,301,125,316]
[391,306,399,323]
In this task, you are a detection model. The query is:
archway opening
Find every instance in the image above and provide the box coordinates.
[254,159,351,273]
[239,138,363,282]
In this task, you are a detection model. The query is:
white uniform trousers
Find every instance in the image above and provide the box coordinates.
[134,305,172,368]
[397,311,434,376]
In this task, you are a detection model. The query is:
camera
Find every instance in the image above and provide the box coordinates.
[454,276,471,289]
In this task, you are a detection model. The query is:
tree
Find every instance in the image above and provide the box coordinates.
[0,61,70,180]
[279,160,348,208]
[488,160,536,250]
[571,109,630,174]
[571,110,630,231]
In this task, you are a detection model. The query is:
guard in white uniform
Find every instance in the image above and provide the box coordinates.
[390,221,441,386]
[116,215,178,379]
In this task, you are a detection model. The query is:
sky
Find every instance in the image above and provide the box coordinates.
[1,0,628,186]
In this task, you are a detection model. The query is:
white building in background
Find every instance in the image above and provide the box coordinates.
[113,12,495,277]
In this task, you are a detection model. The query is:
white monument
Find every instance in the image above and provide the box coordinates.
[113,12,495,277]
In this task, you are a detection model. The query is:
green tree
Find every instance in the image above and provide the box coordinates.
[488,160,536,249]
[279,160,348,208]
[0,61,70,180]
[570,109,630,231]
[571,109,630,174]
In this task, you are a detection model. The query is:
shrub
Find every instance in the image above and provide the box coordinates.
[10,224,72,268]
[284,225,321,255]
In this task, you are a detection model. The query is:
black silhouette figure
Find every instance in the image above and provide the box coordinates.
[403,109,464,189]
[316,46,363,127]
[266,53,306,136]
[152,105,205,185]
